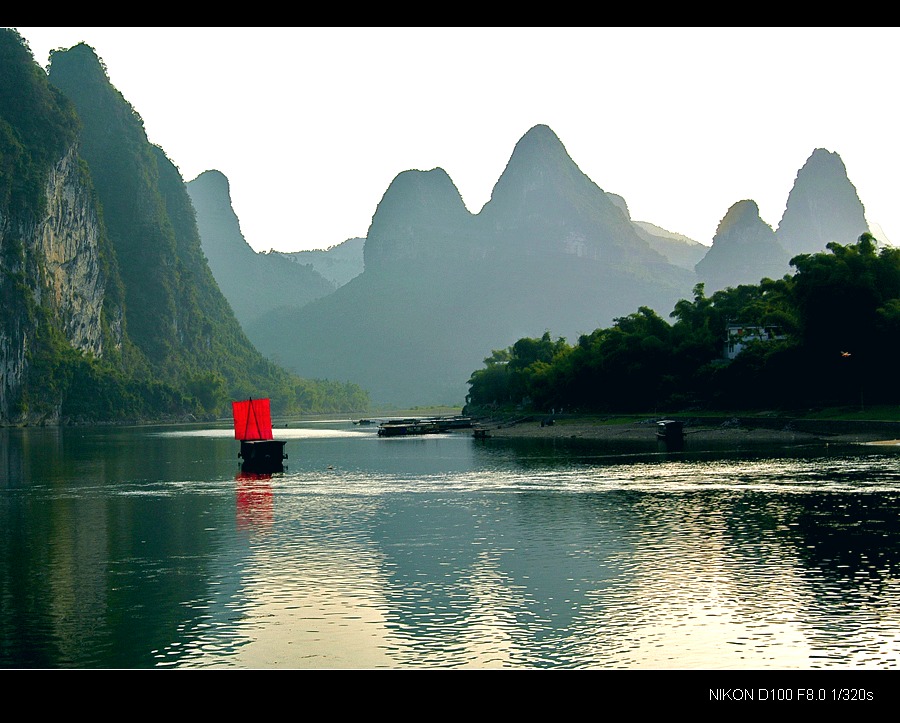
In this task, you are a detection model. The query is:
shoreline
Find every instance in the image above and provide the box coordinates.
[472,415,900,448]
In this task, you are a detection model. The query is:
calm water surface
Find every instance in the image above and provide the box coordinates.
[2,419,900,670]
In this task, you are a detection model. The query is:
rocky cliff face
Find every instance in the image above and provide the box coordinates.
[0,142,107,423]
[38,145,106,357]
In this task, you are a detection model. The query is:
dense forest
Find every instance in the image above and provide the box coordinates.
[465,235,900,415]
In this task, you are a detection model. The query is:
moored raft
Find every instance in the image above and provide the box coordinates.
[376,415,475,436]
[377,419,440,437]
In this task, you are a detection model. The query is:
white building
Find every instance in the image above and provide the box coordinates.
[724,323,785,360]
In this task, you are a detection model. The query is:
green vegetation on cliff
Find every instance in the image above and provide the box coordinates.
[0,29,80,215]
[0,30,368,423]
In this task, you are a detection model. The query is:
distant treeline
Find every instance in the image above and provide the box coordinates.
[466,235,900,414]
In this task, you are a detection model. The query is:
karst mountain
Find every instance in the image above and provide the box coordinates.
[197,124,871,407]
[2,27,879,419]
[694,148,870,294]
[241,125,703,406]
[186,169,335,331]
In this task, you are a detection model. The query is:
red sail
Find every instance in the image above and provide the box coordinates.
[232,398,274,440]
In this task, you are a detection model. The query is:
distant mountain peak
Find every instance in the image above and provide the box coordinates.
[192,168,229,191]
[364,167,472,272]
[510,123,567,156]
[807,147,849,171]
[715,199,765,235]
[486,124,582,203]
[478,124,674,271]
[369,167,466,223]
[187,170,335,331]
[189,169,237,217]
[775,148,868,256]
[696,199,789,292]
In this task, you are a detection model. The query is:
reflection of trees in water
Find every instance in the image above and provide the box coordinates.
[702,485,900,666]
[373,441,900,667]
[793,493,900,588]
[471,434,846,470]
[471,435,663,470]
[0,427,238,668]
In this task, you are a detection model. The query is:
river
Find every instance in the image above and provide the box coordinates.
[1,418,899,680]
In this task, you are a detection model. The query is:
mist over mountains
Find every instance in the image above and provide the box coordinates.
[186,170,336,331]
[193,125,872,407]
[222,125,701,405]
[277,238,365,288]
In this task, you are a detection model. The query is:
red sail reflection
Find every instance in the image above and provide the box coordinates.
[236,471,274,529]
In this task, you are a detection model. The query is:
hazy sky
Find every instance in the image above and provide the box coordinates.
[11,26,899,252]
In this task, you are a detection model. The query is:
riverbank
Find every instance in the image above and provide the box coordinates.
[473,414,900,448]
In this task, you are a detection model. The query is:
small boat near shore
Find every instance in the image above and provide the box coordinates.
[656,419,684,450]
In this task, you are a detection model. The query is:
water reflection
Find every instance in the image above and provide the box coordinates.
[235,472,274,530]
[2,423,900,669]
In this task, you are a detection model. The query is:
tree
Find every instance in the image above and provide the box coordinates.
[790,234,900,405]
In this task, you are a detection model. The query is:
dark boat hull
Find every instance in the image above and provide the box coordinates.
[239,439,287,472]
[656,420,684,450]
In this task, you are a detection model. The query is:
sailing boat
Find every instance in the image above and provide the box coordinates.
[232,397,287,472]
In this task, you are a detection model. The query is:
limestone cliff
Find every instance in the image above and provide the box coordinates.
[37,144,107,358]
[0,142,108,423]
[1,30,357,425]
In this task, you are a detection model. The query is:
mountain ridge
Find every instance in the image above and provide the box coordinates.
[186,169,336,332]
[203,126,874,407]
[241,124,699,406]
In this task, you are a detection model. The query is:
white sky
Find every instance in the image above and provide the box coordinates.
[10,26,899,252]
